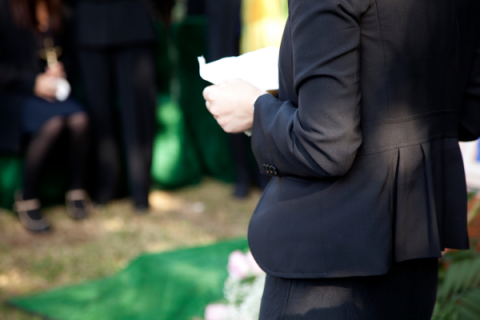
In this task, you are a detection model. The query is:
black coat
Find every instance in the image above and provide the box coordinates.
[248,0,480,278]
[0,0,73,153]
[74,0,156,47]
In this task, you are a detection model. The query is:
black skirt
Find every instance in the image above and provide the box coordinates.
[259,258,438,320]
[22,96,84,135]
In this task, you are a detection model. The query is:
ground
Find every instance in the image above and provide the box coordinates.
[0,179,261,320]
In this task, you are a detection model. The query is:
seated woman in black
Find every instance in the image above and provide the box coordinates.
[0,0,91,232]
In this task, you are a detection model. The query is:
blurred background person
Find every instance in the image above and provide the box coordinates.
[0,0,91,233]
[189,0,270,198]
[74,0,157,213]
[205,0,252,198]
[240,0,288,54]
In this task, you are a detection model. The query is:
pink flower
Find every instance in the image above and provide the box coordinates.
[246,251,264,276]
[227,250,251,279]
[205,304,229,320]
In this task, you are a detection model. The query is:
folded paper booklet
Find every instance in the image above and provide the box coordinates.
[198,46,279,93]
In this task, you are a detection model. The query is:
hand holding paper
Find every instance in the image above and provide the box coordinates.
[201,47,279,134]
[203,78,265,133]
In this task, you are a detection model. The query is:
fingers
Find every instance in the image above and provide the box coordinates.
[202,85,217,101]
[45,66,55,77]
[47,86,57,97]
[203,85,221,115]
[207,102,219,117]
[34,74,57,101]
[203,83,228,100]
[44,77,58,95]
[203,82,237,117]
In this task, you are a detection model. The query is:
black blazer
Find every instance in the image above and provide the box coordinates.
[74,0,156,47]
[248,0,480,279]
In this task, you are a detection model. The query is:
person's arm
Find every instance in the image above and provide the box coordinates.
[0,64,37,95]
[459,40,480,141]
[250,0,365,178]
[0,63,57,101]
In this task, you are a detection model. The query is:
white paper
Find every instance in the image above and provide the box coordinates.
[198,47,279,92]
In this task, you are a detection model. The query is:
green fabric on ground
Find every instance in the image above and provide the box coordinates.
[9,239,248,320]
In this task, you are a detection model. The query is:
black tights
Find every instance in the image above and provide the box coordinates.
[22,113,89,201]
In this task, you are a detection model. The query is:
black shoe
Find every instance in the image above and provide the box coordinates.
[14,191,51,233]
[66,189,91,220]
[134,201,149,215]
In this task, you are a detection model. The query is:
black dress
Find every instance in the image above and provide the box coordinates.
[22,96,83,135]
[0,0,83,152]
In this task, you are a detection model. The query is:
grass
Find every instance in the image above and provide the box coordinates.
[0,179,262,320]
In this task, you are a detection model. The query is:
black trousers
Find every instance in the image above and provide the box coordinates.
[78,45,156,206]
[206,0,262,194]
[205,0,241,62]
[259,258,438,320]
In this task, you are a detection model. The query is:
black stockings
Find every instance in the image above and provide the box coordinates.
[67,113,89,190]
[22,113,89,202]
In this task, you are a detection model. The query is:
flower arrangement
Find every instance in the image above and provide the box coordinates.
[204,250,266,320]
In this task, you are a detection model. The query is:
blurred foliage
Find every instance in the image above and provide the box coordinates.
[433,245,480,320]
[467,193,480,224]
[240,0,288,53]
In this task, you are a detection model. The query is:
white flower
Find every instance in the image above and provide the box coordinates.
[227,250,251,279]
[205,250,266,320]
[205,304,229,320]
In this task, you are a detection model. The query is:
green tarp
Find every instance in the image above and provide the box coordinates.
[9,239,248,320]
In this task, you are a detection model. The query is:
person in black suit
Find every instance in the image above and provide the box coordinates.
[204,0,480,318]
[74,0,157,212]
[201,0,269,198]
[0,0,91,232]
[205,0,249,198]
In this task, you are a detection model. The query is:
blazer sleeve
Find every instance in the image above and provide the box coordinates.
[250,0,364,178]
[459,39,480,141]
